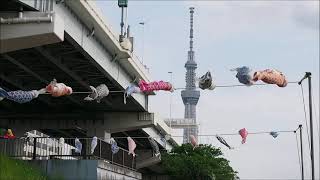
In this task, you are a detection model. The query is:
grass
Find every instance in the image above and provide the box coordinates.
[0,154,48,180]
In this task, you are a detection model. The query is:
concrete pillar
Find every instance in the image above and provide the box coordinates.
[87,128,111,141]
[87,128,111,142]
[135,150,161,169]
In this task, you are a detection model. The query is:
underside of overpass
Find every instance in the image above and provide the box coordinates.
[0,33,145,113]
[0,0,149,137]
[0,0,34,11]
[0,0,175,177]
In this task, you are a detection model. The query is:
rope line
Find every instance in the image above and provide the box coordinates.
[300,84,312,152]
[39,81,300,94]
[111,130,295,139]
[174,81,299,90]
[4,81,300,94]
[42,91,124,94]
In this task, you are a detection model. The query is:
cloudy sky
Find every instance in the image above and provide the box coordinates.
[95,1,319,179]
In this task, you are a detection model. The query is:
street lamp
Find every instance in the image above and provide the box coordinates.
[139,21,146,64]
[118,0,128,42]
[118,0,128,7]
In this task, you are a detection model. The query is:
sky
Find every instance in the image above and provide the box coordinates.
[94,1,319,179]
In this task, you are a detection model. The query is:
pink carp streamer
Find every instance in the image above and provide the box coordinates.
[127,137,137,157]
[239,128,248,144]
[190,135,198,149]
[253,69,287,87]
[46,79,73,97]
[139,80,174,93]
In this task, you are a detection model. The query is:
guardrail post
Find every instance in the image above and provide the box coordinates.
[112,143,114,163]
[33,137,37,160]
[111,142,113,163]
[99,139,101,159]
[122,150,124,167]
[132,156,134,169]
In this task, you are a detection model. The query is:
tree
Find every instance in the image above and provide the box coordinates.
[162,144,237,180]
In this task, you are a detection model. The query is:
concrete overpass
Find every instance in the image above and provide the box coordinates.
[0,0,176,176]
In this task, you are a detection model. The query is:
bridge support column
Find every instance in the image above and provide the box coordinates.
[87,128,111,142]
[135,149,161,169]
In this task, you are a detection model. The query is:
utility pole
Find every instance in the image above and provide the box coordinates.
[298,72,314,180]
[299,124,304,180]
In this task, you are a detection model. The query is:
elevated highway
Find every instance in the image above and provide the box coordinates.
[0,0,176,175]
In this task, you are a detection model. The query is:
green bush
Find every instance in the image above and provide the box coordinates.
[162,144,238,180]
[0,154,47,180]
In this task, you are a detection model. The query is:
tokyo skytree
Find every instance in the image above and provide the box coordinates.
[181,7,200,143]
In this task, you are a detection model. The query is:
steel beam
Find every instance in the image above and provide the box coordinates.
[2,54,48,84]
[62,27,146,110]
[1,54,82,107]
[35,47,90,90]
[0,73,53,107]
[35,47,114,107]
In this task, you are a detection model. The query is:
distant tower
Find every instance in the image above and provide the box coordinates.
[181,7,200,143]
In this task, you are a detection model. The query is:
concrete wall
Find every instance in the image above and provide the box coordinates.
[30,160,141,180]
[97,161,141,180]
[142,175,170,180]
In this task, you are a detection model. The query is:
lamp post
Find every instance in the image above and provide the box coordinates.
[118,0,128,42]
[298,72,314,180]
[139,21,145,64]
[299,124,304,180]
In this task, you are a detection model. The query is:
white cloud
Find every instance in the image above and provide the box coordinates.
[293,2,320,30]
[183,1,319,40]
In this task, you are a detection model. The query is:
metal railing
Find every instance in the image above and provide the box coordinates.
[0,137,136,170]
[164,118,198,128]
